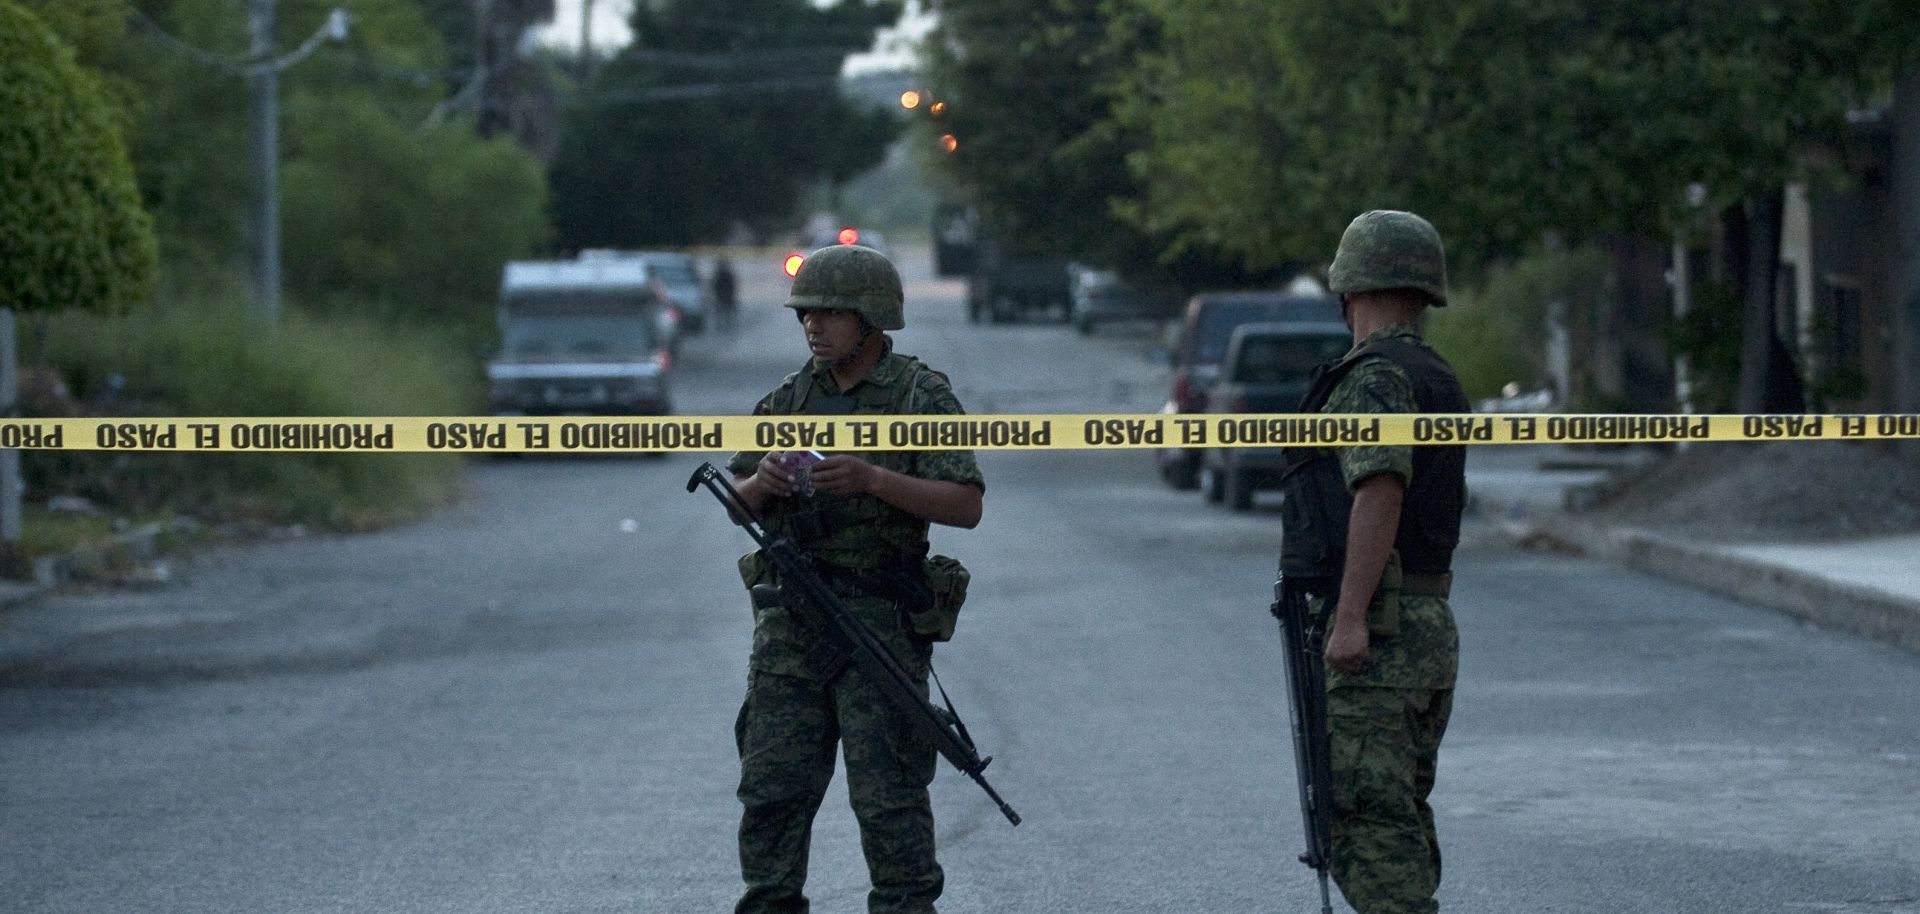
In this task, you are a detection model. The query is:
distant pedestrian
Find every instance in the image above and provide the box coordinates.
[723,244,985,914]
[711,257,738,331]
[1280,209,1468,914]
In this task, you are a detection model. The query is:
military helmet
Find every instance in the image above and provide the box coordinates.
[784,244,905,330]
[1327,209,1448,306]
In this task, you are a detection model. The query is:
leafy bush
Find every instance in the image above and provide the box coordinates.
[282,95,549,335]
[1664,278,1743,413]
[26,298,481,530]
[1427,245,1607,401]
[1423,290,1529,402]
[0,0,156,316]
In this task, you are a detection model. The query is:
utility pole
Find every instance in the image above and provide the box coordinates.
[581,0,596,73]
[137,3,344,325]
[248,0,281,324]
[0,311,19,563]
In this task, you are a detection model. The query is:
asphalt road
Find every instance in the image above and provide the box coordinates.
[2,248,1916,913]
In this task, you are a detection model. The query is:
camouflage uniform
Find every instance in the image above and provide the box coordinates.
[1309,322,1460,914]
[725,341,984,914]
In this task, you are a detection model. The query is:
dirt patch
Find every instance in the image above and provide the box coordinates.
[1584,441,1920,543]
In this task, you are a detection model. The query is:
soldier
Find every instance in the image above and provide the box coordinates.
[724,244,984,914]
[712,256,739,331]
[1293,210,1468,914]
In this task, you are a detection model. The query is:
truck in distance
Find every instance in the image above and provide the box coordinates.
[486,259,675,417]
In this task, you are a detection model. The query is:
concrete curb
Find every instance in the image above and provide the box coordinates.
[1510,511,1920,656]
[0,518,194,611]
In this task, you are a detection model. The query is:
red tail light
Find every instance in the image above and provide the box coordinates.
[1172,369,1194,412]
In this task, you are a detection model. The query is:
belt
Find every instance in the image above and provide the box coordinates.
[1402,572,1453,598]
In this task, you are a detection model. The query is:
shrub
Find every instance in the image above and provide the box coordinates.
[1427,245,1607,402]
[0,0,156,317]
[26,297,481,530]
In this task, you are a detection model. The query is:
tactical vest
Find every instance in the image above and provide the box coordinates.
[762,353,941,570]
[1277,335,1468,589]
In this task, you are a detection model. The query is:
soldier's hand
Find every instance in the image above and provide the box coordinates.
[753,451,795,498]
[810,454,877,496]
[1324,617,1371,673]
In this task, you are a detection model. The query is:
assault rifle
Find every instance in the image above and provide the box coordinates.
[1273,578,1334,914]
[687,462,1021,827]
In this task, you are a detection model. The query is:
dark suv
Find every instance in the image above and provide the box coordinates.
[1200,321,1353,509]
[967,244,1071,323]
[1156,283,1342,489]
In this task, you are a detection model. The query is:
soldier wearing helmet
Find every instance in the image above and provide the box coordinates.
[1281,210,1468,914]
[724,244,984,914]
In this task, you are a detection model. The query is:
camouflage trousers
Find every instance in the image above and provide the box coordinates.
[1328,684,1454,914]
[734,668,942,914]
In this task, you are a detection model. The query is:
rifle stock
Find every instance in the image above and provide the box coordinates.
[688,463,1021,827]
[1274,577,1334,914]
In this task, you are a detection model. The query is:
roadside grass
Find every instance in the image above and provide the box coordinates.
[15,507,116,559]
[24,295,482,532]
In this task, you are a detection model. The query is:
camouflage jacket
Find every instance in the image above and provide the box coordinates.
[726,343,984,677]
[1313,323,1459,691]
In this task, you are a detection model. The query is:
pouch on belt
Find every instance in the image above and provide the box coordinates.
[908,554,970,642]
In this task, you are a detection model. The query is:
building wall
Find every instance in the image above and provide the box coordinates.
[1893,70,1920,439]
[1809,120,1893,412]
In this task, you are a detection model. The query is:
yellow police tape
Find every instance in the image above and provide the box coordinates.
[2,413,1916,453]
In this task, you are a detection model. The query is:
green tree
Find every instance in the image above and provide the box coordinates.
[549,0,903,247]
[281,95,549,332]
[1123,1,1920,408]
[1125,1,1919,269]
[921,0,1259,289]
[111,0,454,284]
[415,0,559,139]
[100,0,550,324]
[0,0,157,316]
[921,0,1137,256]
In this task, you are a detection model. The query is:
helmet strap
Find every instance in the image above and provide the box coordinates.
[825,324,887,382]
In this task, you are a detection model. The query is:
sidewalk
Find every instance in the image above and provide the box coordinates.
[1467,445,1920,655]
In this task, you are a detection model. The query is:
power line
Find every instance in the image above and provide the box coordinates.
[129,7,349,78]
[577,74,842,105]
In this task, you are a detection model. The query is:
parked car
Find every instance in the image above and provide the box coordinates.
[968,243,1071,323]
[932,201,978,277]
[1200,321,1354,510]
[1156,280,1342,488]
[633,250,712,334]
[1067,264,1180,334]
[487,259,674,417]
[577,249,687,344]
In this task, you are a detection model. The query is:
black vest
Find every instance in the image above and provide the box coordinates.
[1277,335,1468,587]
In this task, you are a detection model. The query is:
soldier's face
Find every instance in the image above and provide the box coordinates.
[799,308,865,361]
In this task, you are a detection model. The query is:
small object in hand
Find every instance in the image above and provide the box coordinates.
[780,450,827,496]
